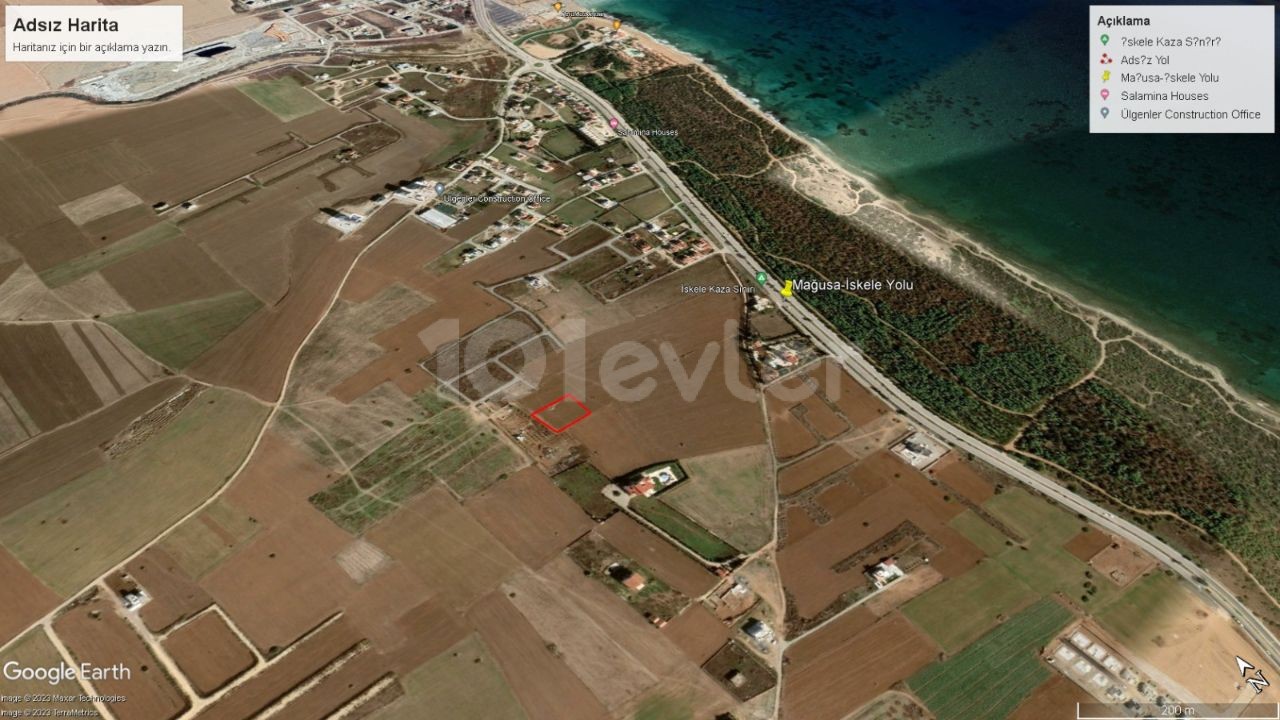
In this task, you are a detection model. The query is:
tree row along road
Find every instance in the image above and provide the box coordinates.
[471,0,1280,674]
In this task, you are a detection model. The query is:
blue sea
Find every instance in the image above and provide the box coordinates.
[584,0,1280,403]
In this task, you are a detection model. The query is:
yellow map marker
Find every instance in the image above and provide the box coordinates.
[553,2,562,11]
[612,19,622,30]
[780,279,793,297]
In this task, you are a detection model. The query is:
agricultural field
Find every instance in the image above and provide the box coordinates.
[784,612,937,720]
[54,590,189,720]
[901,560,1038,654]
[0,388,266,595]
[553,462,619,520]
[376,634,526,720]
[308,395,520,533]
[107,290,263,368]
[904,488,1111,652]
[629,496,740,562]
[907,599,1071,720]
[238,77,330,121]
[660,445,774,553]
[161,611,257,696]
[467,467,593,569]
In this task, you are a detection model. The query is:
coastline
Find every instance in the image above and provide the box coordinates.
[564,2,1280,424]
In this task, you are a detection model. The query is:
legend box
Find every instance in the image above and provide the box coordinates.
[1090,5,1274,134]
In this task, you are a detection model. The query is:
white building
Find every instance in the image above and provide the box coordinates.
[867,559,905,589]
[418,206,459,229]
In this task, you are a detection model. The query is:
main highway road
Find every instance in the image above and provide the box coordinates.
[472,0,1280,676]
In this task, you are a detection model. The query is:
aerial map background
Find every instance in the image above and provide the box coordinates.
[587,0,1280,402]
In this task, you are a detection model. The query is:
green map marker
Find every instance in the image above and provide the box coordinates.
[755,270,768,286]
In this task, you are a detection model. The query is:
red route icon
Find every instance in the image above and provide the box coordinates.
[530,393,592,434]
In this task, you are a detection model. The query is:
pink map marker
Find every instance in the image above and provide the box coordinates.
[1100,89,1110,100]
[608,117,620,130]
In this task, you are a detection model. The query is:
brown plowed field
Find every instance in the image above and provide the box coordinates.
[809,359,890,428]
[784,605,879,672]
[468,591,610,720]
[597,514,717,597]
[466,467,593,568]
[186,217,368,400]
[162,610,256,696]
[99,236,241,311]
[0,378,186,517]
[201,511,358,654]
[338,220,456,303]
[365,487,520,611]
[766,392,819,460]
[778,444,856,496]
[0,545,59,644]
[662,603,730,665]
[782,613,937,720]
[0,324,101,431]
[927,455,995,504]
[796,395,849,440]
[554,224,613,255]
[779,452,981,619]
[1008,674,1092,720]
[126,546,213,633]
[53,593,188,720]
[1064,528,1112,561]
[269,646,390,720]
[516,263,766,477]
[192,617,363,720]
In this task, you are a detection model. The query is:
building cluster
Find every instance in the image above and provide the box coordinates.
[1050,626,1171,710]
[641,217,713,266]
[747,334,818,383]
[269,0,461,43]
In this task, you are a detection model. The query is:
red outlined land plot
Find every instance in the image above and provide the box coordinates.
[531,393,592,433]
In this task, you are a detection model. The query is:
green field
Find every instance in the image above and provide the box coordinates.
[600,173,657,201]
[912,487,1110,652]
[630,496,740,562]
[633,692,695,720]
[554,196,607,225]
[621,188,674,220]
[377,634,527,720]
[552,463,617,520]
[309,401,500,533]
[435,442,522,497]
[983,488,1082,545]
[908,599,1071,720]
[1093,571,1181,647]
[661,447,774,552]
[540,125,590,159]
[238,78,328,122]
[39,223,180,288]
[997,541,1118,609]
[902,559,1038,653]
[0,389,267,595]
[106,290,263,368]
[157,497,260,580]
[949,510,1010,557]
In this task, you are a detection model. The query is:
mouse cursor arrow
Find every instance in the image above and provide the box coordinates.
[1239,656,1256,677]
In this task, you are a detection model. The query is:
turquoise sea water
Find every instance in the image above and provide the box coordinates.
[584,0,1280,402]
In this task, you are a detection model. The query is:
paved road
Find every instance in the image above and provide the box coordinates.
[472,0,1280,676]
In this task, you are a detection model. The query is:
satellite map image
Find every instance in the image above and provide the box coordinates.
[0,0,1276,718]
